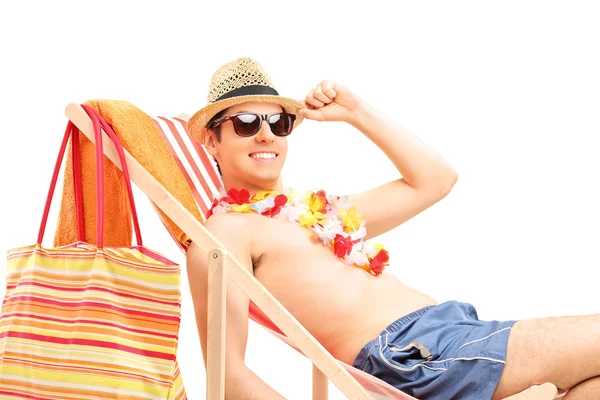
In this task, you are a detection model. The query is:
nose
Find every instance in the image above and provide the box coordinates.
[254,118,275,143]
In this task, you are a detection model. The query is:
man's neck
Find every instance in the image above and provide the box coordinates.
[221,177,284,198]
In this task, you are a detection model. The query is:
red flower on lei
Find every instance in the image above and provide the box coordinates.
[369,249,389,276]
[332,234,361,259]
[261,194,288,217]
[206,188,251,218]
[222,188,251,205]
[206,197,220,219]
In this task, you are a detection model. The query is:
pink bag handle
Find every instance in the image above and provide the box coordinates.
[71,119,85,241]
[79,105,143,248]
[37,105,143,248]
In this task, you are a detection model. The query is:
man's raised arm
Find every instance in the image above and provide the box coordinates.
[186,214,285,399]
[298,81,458,239]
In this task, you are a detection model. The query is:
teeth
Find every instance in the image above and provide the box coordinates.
[251,152,276,159]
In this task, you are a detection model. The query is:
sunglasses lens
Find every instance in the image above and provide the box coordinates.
[268,113,294,136]
[232,114,261,136]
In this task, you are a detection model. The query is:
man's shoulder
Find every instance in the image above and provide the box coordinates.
[193,214,256,270]
[204,212,263,247]
[205,212,254,234]
[201,213,252,253]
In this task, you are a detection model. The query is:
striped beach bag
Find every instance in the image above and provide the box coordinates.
[0,105,186,399]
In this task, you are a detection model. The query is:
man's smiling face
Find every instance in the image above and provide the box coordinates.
[204,101,290,192]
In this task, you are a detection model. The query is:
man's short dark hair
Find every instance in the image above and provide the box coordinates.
[207,109,227,176]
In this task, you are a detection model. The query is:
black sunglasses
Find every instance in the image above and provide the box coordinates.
[207,112,296,137]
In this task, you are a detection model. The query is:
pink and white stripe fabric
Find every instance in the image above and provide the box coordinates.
[151,116,221,220]
[149,117,221,253]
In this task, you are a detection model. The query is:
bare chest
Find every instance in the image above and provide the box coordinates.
[249,215,341,274]
[245,214,376,313]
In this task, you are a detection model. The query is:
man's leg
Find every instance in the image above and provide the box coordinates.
[491,314,600,399]
[564,377,600,399]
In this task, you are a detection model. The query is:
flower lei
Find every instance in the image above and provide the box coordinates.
[207,188,390,276]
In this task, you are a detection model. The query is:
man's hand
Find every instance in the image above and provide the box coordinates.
[298,80,362,124]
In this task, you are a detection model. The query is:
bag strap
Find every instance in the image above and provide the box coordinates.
[37,121,77,245]
[37,105,143,248]
[82,105,143,247]
[71,120,85,241]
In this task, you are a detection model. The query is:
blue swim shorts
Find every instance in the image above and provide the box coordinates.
[353,301,516,400]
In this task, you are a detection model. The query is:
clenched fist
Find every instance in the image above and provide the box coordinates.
[298,80,363,124]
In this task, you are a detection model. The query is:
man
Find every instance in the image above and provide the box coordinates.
[185,57,599,399]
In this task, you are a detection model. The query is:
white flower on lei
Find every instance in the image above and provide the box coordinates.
[326,194,350,217]
[250,197,275,214]
[285,187,305,204]
[315,218,345,246]
[361,241,380,258]
[350,220,367,241]
[211,203,229,215]
[345,246,370,267]
[277,202,308,223]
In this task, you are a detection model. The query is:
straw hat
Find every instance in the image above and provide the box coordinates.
[187,57,305,144]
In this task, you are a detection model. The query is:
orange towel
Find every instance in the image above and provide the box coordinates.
[54,100,201,249]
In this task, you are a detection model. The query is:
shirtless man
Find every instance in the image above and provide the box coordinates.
[185,58,599,399]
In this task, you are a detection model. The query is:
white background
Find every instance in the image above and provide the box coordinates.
[1,1,599,399]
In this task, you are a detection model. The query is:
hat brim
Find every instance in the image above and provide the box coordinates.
[187,95,306,144]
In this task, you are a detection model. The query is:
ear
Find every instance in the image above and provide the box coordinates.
[203,128,218,156]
